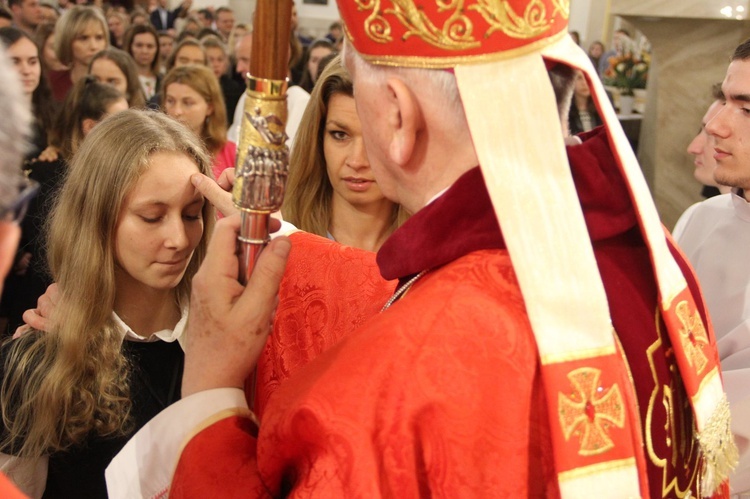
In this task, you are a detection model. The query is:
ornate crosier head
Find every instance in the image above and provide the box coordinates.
[336,0,570,69]
[233,77,289,213]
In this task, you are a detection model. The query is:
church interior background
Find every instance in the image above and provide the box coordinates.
[180,0,750,228]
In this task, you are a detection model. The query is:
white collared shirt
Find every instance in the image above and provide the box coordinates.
[113,307,189,346]
[1,309,189,498]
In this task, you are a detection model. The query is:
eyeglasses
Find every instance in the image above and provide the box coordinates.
[1,177,39,225]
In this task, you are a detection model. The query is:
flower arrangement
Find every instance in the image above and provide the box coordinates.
[602,40,650,96]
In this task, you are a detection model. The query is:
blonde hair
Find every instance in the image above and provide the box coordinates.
[161,64,227,155]
[54,6,109,66]
[1,110,214,458]
[282,55,404,236]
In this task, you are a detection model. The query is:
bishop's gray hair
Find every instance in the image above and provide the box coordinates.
[0,46,31,210]
[342,40,465,129]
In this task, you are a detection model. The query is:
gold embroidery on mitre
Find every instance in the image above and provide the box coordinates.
[675,300,709,375]
[550,0,569,19]
[385,0,479,49]
[356,0,394,43]
[354,0,562,49]
[558,367,626,456]
[469,0,553,40]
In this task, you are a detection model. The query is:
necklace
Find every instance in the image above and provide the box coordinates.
[381,270,428,312]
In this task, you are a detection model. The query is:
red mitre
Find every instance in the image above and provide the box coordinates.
[337,0,569,68]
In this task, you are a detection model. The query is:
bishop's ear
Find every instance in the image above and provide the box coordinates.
[385,77,424,167]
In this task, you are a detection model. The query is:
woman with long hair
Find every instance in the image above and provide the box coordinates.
[1,77,127,337]
[123,24,160,100]
[106,10,129,49]
[0,27,56,161]
[162,64,233,179]
[34,23,67,73]
[88,47,147,108]
[201,35,242,124]
[48,6,108,102]
[568,70,602,136]
[298,38,335,93]
[0,110,213,497]
[282,56,404,252]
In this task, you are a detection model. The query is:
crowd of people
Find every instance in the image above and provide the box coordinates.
[0,0,748,497]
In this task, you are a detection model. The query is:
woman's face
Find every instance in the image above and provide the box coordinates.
[205,46,227,79]
[114,151,204,293]
[7,37,40,97]
[173,45,205,67]
[589,43,603,59]
[131,32,157,69]
[324,93,386,209]
[159,35,174,60]
[574,71,590,98]
[308,46,333,84]
[71,21,107,68]
[164,82,212,136]
[108,15,125,39]
[90,57,128,97]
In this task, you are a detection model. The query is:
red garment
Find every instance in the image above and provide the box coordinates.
[172,128,711,497]
[252,231,396,418]
[0,473,27,499]
[212,141,236,180]
[47,69,73,103]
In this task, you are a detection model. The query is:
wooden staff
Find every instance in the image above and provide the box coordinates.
[232,0,292,285]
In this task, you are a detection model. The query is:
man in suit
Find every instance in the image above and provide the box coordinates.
[149,0,191,32]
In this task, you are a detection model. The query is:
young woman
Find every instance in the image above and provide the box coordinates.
[1,77,127,336]
[201,35,242,124]
[568,70,602,135]
[0,110,213,498]
[0,27,56,161]
[106,10,129,49]
[49,6,108,102]
[282,56,404,252]
[165,37,206,73]
[157,30,175,74]
[123,24,160,100]
[162,64,234,179]
[88,47,147,108]
[298,38,335,93]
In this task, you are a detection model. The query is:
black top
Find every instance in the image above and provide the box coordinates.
[0,158,66,336]
[568,101,603,136]
[2,336,183,498]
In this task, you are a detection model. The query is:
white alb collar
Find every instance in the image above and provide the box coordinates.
[112,305,188,347]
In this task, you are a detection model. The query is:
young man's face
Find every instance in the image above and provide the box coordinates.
[706,59,750,192]
[687,100,722,188]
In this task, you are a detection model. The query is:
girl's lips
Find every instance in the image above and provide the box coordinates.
[343,178,374,192]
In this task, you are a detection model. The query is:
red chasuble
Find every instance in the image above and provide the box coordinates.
[172,127,716,498]
[252,231,396,419]
[0,473,27,499]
